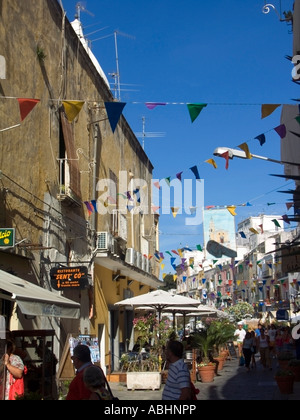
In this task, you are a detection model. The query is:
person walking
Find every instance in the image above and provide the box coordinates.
[66,344,93,400]
[242,332,253,372]
[162,340,191,400]
[250,330,257,369]
[257,328,271,370]
[3,339,25,400]
[234,323,246,358]
[267,324,277,359]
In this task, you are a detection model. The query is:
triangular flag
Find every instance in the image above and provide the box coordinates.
[176,172,183,182]
[145,102,167,110]
[126,191,133,201]
[177,249,183,258]
[187,103,207,123]
[274,124,286,139]
[161,264,165,270]
[255,134,266,146]
[62,101,85,123]
[261,104,281,119]
[172,250,179,256]
[259,224,264,233]
[91,200,98,213]
[166,251,172,257]
[272,218,281,228]
[171,207,180,218]
[205,158,217,169]
[190,207,197,215]
[84,201,94,216]
[151,205,160,214]
[286,202,294,210]
[221,151,229,170]
[165,177,171,186]
[127,205,134,212]
[17,98,40,122]
[153,181,161,190]
[238,143,252,159]
[249,228,259,234]
[196,244,202,251]
[239,232,246,239]
[227,206,237,216]
[190,165,201,180]
[104,102,126,133]
[282,214,290,224]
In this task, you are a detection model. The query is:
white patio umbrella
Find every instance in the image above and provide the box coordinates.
[114,289,200,321]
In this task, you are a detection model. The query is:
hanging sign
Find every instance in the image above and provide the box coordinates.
[0,228,15,248]
[50,266,89,290]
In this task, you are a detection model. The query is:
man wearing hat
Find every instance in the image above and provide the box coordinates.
[66,344,93,400]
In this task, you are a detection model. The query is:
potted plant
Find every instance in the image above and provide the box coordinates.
[126,313,175,390]
[190,323,216,383]
[288,359,300,382]
[274,369,295,394]
[277,351,294,370]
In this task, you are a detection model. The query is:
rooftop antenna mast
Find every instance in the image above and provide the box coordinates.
[109,30,135,101]
[135,116,166,150]
[75,2,94,21]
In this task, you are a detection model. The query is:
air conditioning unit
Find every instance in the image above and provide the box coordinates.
[96,232,112,251]
[125,248,137,266]
[136,252,142,269]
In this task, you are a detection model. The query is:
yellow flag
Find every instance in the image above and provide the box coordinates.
[261,104,281,119]
[173,275,177,282]
[162,273,167,279]
[238,143,252,159]
[236,280,241,286]
[62,101,85,123]
[161,264,165,270]
[227,206,237,216]
[249,227,259,234]
[171,207,180,218]
[177,249,183,258]
[205,158,218,169]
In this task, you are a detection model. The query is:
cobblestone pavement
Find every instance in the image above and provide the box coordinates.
[109,355,300,401]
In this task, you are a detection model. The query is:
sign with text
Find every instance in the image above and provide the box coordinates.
[0,228,15,248]
[281,248,300,273]
[50,266,89,290]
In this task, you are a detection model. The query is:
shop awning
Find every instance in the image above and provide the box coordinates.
[0,270,80,319]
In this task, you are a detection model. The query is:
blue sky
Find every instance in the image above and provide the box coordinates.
[61,0,297,277]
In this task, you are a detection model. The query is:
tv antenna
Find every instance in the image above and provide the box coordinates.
[75,2,94,20]
[108,30,135,101]
[135,116,166,150]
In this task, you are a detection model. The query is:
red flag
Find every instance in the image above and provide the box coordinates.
[17,98,40,122]
[259,224,264,233]
[221,151,229,170]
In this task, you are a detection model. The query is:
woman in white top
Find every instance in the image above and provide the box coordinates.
[257,329,271,369]
[242,332,253,372]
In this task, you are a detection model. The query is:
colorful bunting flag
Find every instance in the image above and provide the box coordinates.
[62,100,85,123]
[153,181,161,190]
[239,232,246,239]
[282,214,290,224]
[104,102,126,133]
[190,165,201,180]
[274,124,286,139]
[238,143,252,159]
[259,224,264,233]
[17,98,40,122]
[176,172,183,182]
[249,228,259,234]
[221,151,230,170]
[261,104,281,119]
[205,158,217,169]
[187,103,207,123]
[227,206,237,216]
[145,102,167,110]
[272,219,281,228]
[165,177,171,186]
[91,200,98,213]
[171,207,180,218]
[255,134,266,146]
[196,244,202,251]
[84,201,94,216]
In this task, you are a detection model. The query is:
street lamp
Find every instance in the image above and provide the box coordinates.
[213,147,300,166]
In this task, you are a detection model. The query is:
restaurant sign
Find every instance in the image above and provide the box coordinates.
[281,248,300,273]
[0,228,15,248]
[50,266,89,290]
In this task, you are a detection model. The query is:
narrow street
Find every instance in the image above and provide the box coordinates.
[109,355,300,401]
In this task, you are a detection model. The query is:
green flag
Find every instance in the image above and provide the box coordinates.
[272,219,281,228]
[187,103,207,123]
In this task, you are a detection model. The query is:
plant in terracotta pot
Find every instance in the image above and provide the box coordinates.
[274,369,295,395]
[190,322,216,383]
[288,359,300,382]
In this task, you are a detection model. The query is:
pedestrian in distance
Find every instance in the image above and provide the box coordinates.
[242,332,253,372]
[234,322,246,358]
[83,365,113,400]
[250,330,257,369]
[257,328,271,370]
[162,340,191,401]
[66,344,93,400]
[2,339,25,400]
